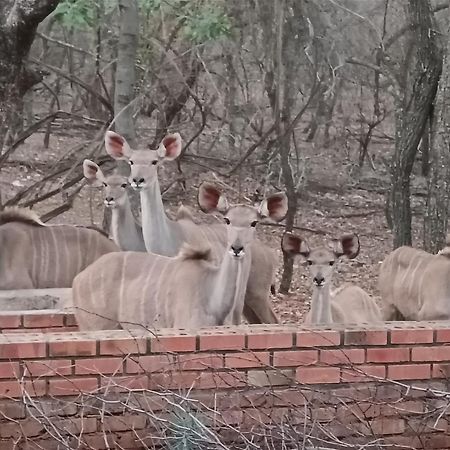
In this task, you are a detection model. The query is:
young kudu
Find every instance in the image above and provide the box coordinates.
[83,160,146,252]
[103,130,281,324]
[0,208,119,289]
[282,233,381,325]
[379,243,450,321]
[72,182,287,330]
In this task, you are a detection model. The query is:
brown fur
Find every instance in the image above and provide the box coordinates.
[0,208,44,227]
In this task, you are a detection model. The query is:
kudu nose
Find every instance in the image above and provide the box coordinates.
[231,245,244,257]
[132,178,145,185]
[313,275,325,286]
[105,196,114,203]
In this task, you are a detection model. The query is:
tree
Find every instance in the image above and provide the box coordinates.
[423,10,450,253]
[0,0,61,154]
[114,0,139,147]
[388,0,441,249]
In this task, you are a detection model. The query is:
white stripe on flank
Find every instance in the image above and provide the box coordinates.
[154,258,172,326]
[141,256,157,326]
[76,227,82,274]
[62,228,70,286]
[49,227,59,286]
[119,253,130,321]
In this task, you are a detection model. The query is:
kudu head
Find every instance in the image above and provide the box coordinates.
[104,131,182,190]
[282,233,360,287]
[198,182,288,259]
[83,160,129,209]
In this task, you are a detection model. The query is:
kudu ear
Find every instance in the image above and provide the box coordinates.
[333,234,360,259]
[281,232,310,257]
[197,182,229,214]
[105,131,132,160]
[157,133,182,161]
[83,160,105,186]
[259,192,288,222]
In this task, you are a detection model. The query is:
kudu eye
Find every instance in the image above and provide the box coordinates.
[224,218,230,225]
[329,261,335,266]
[121,183,128,188]
[102,182,107,187]
[128,160,134,166]
[306,260,313,266]
[250,221,258,228]
[151,160,158,165]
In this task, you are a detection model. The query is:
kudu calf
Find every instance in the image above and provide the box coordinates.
[72,182,287,330]
[103,130,281,324]
[83,160,146,252]
[282,233,381,325]
[379,244,450,321]
[0,208,119,289]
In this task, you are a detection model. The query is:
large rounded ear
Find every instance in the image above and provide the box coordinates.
[105,131,132,160]
[281,232,310,257]
[259,192,288,222]
[83,159,105,186]
[333,234,360,259]
[197,182,229,214]
[157,133,182,161]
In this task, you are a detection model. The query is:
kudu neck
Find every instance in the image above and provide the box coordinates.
[139,177,181,256]
[110,196,142,251]
[310,282,333,324]
[208,248,252,325]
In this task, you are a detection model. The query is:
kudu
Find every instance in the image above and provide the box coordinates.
[0,208,119,289]
[72,182,287,330]
[83,159,146,252]
[379,242,450,321]
[282,233,381,325]
[103,130,281,324]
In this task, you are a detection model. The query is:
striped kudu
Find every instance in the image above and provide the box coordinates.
[379,243,450,321]
[0,208,119,289]
[282,233,381,324]
[103,130,281,324]
[72,182,288,330]
[83,159,146,252]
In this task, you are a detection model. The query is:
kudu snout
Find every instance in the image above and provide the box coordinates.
[313,274,325,287]
[230,244,245,258]
[130,177,146,189]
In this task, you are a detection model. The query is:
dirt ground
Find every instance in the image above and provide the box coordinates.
[0,128,428,324]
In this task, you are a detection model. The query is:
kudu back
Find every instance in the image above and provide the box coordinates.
[0,208,119,289]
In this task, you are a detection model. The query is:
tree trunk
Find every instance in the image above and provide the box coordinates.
[423,14,450,253]
[389,0,441,249]
[114,0,138,147]
[0,1,61,155]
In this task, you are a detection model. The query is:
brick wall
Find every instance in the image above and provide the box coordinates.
[1,312,450,449]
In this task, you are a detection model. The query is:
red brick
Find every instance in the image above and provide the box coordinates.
[273,350,318,367]
[48,377,98,396]
[99,414,146,432]
[151,335,196,352]
[337,402,381,422]
[49,340,96,357]
[0,342,46,359]
[100,338,147,355]
[178,353,224,370]
[199,334,244,351]
[24,359,73,377]
[296,366,340,384]
[126,354,174,374]
[23,313,64,328]
[296,330,340,347]
[436,329,450,343]
[0,380,46,398]
[0,315,22,329]
[367,347,410,363]
[0,402,26,419]
[100,375,148,392]
[247,332,293,349]
[370,417,405,435]
[0,362,20,379]
[0,418,44,438]
[412,346,450,362]
[225,352,269,368]
[381,400,424,416]
[197,371,246,389]
[53,417,98,434]
[75,357,123,375]
[432,363,450,378]
[341,365,386,382]
[387,364,431,381]
[390,329,433,344]
[344,330,387,346]
[320,348,365,365]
